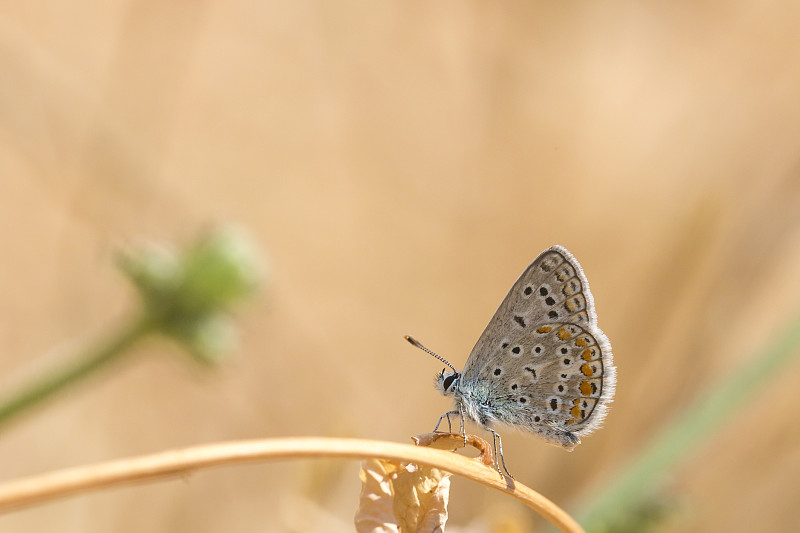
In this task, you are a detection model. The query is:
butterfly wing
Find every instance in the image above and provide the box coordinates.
[460,246,615,448]
[463,245,597,379]
[467,323,614,448]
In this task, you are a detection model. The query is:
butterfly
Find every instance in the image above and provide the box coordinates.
[406,245,615,477]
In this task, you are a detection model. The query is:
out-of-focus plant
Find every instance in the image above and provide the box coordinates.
[574,310,800,532]
[0,226,265,428]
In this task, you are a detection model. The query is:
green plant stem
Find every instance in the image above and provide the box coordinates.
[576,308,800,529]
[0,315,155,429]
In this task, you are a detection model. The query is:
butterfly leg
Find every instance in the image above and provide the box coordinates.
[433,410,460,433]
[458,403,467,447]
[489,428,513,479]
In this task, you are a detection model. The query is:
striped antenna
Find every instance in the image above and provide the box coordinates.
[404,335,457,373]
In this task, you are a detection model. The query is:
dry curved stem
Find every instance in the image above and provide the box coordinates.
[411,432,495,467]
[0,437,584,533]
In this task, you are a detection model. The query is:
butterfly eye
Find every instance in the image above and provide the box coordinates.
[443,373,459,391]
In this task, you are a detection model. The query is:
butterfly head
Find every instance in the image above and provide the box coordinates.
[404,335,461,396]
[434,368,461,396]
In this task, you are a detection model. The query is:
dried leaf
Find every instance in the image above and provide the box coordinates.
[355,458,451,533]
[355,459,401,533]
[392,462,450,533]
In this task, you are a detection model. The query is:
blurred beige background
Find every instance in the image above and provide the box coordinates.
[1,1,800,532]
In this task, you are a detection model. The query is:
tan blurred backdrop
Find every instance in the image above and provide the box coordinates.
[1,1,800,532]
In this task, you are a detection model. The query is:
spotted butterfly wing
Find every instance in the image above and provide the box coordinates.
[460,246,615,448]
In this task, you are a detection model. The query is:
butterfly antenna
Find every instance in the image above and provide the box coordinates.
[404,335,457,373]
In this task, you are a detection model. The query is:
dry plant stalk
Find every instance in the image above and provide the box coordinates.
[410,432,495,467]
[0,437,584,533]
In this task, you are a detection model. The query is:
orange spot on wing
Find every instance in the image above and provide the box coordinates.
[571,405,582,418]
[582,348,594,361]
[580,363,595,377]
[565,299,577,312]
[537,326,552,333]
[575,338,588,347]
[579,381,593,396]
[557,328,571,340]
